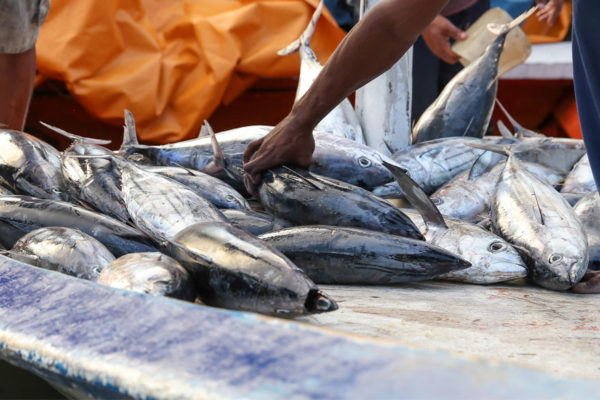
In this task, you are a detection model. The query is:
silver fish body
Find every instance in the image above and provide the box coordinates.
[0,195,157,257]
[259,225,470,284]
[513,137,585,175]
[491,155,588,290]
[402,209,527,284]
[574,191,600,268]
[11,227,115,280]
[96,252,197,301]
[0,130,70,201]
[561,153,595,195]
[258,168,424,240]
[61,142,129,223]
[221,209,292,236]
[168,222,337,316]
[144,165,250,210]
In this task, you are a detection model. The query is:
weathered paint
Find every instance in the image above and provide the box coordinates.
[0,255,598,399]
[355,0,413,155]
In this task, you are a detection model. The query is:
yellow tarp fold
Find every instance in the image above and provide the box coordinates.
[37,0,345,143]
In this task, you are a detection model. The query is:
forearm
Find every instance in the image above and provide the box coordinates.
[290,0,449,132]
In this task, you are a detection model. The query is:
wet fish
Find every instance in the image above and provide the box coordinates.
[561,154,595,196]
[485,149,588,290]
[143,165,250,210]
[168,222,338,316]
[512,137,585,175]
[221,209,292,236]
[432,159,564,223]
[11,227,115,280]
[259,226,470,284]
[42,123,130,223]
[0,195,157,257]
[278,1,365,143]
[574,191,600,269]
[96,252,197,301]
[0,129,70,201]
[383,161,527,284]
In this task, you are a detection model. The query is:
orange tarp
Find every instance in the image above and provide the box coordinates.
[522,0,572,44]
[36,0,345,144]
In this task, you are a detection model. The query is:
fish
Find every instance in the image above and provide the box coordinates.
[277,0,365,144]
[561,154,595,197]
[512,137,585,175]
[41,122,130,223]
[96,252,197,301]
[411,10,535,144]
[121,121,395,191]
[168,222,338,316]
[477,147,588,290]
[10,227,115,280]
[0,129,70,201]
[221,209,292,236]
[0,195,158,257]
[383,161,527,284]
[431,158,564,223]
[142,165,250,210]
[573,191,600,269]
[259,225,470,284]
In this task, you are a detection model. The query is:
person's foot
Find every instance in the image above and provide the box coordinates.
[572,270,600,294]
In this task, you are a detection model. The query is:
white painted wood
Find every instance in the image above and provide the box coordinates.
[300,281,600,380]
[355,0,413,155]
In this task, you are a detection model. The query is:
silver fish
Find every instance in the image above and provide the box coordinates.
[277,1,365,144]
[574,191,600,268]
[221,209,292,236]
[490,152,588,290]
[96,252,196,301]
[168,222,338,316]
[561,153,595,195]
[0,129,70,201]
[11,227,115,280]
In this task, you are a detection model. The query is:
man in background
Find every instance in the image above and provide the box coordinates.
[0,0,50,131]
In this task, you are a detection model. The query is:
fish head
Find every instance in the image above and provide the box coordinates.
[532,237,589,290]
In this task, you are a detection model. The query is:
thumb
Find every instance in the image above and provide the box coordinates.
[243,138,264,164]
[442,20,467,41]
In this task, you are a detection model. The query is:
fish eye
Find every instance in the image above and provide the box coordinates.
[432,198,443,205]
[488,241,506,253]
[549,254,563,264]
[52,188,62,194]
[358,157,372,168]
[225,195,235,202]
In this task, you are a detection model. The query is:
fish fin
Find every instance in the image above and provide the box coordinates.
[383,161,448,229]
[531,191,545,225]
[466,142,512,157]
[0,250,41,266]
[495,100,545,138]
[496,120,515,139]
[468,151,502,180]
[40,122,112,145]
[201,121,226,175]
[63,151,124,159]
[462,116,475,137]
[173,162,203,177]
[121,110,139,149]
[277,0,323,56]
[197,124,209,138]
[282,166,324,191]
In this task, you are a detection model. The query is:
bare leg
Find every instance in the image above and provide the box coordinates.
[0,47,36,131]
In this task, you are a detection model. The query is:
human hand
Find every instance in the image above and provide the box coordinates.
[536,0,564,26]
[243,114,315,195]
[421,15,467,64]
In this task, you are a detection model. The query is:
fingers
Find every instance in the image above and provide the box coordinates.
[572,270,600,294]
[440,20,467,42]
[242,138,263,164]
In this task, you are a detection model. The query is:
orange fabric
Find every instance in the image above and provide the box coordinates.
[36,0,345,144]
[521,0,572,44]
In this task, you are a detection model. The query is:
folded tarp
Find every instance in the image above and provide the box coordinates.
[37,0,345,143]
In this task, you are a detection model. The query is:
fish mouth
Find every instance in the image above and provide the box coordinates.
[305,289,338,314]
[569,260,587,285]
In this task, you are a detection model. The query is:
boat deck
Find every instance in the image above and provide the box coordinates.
[302,281,600,380]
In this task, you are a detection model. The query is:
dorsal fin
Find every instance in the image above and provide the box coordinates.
[468,151,504,180]
[121,109,139,148]
[495,99,544,138]
[277,0,323,56]
[202,121,226,175]
[496,120,514,139]
[282,166,323,191]
[383,161,447,229]
[197,123,210,138]
[466,142,511,156]
[531,191,545,225]
[40,122,112,145]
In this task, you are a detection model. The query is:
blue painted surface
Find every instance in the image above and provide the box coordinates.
[0,254,598,399]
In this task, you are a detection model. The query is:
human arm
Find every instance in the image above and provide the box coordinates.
[243,0,449,191]
[421,15,467,64]
[536,0,564,26]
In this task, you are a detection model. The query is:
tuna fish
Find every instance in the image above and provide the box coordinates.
[259,226,470,284]
[96,252,197,301]
[10,227,115,280]
[383,161,527,284]
[561,154,595,197]
[0,129,70,201]
[277,0,365,143]
[168,222,338,316]
[221,209,292,236]
[480,148,588,290]
[0,195,157,257]
[573,191,600,269]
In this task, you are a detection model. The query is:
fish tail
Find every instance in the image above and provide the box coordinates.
[277,0,323,56]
